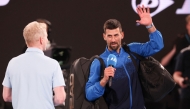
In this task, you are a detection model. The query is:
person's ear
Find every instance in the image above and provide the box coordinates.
[121,32,124,39]
[103,33,106,41]
[39,37,43,44]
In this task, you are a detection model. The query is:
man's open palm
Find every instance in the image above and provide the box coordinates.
[136,5,152,26]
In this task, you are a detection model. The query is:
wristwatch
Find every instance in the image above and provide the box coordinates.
[146,23,154,29]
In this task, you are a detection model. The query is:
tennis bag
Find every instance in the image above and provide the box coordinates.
[65,55,108,109]
[122,43,176,102]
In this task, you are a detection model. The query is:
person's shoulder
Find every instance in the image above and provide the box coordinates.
[90,57,105,68]
[9,53,25,63]
[41,56,61,69]
[43,55,58,63]
[91,58,100,65]
[5,54,26,68]
[180,46,190,54]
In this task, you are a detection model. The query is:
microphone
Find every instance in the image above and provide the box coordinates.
[107,54,117,87]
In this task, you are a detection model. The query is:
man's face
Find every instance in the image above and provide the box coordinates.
[186,21,190,34]
[103,28,124,51]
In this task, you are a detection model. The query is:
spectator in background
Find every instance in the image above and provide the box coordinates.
[161,15,190,74]
[159,15,190,109]
[173,45,190,109]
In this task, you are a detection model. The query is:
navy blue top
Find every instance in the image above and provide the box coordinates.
[85,30,164,109]
[175,46,190,99]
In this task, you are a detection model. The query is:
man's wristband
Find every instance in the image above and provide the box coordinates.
[146,23,154,29]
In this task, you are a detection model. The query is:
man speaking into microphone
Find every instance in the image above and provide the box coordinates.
[85,5,164,109]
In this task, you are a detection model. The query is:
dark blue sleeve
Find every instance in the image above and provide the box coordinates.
[128,30,164,57]
[85,59,105,101]
[174,53,184,72]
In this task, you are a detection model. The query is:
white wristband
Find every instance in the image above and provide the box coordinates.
[146,23,154,29]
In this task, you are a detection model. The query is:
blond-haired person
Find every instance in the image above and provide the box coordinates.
[2,21,66,109]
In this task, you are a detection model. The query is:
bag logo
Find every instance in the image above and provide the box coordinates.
[69,74,74,109]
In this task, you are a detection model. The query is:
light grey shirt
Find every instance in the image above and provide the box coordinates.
[2,48,65,109]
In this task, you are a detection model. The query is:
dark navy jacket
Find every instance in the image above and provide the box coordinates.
[175,45,190,99]
[85,30,164,109]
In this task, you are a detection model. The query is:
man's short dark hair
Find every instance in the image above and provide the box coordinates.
[103,19,122,33]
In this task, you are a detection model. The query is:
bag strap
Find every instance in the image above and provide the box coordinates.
[122,43,145,71]
[96,57,106,79]
[94,57,108,109]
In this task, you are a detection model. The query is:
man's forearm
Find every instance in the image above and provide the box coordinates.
[3,86,12,102]
[4,97,12,102]
[8,97,12,102]
[3,96,12,102]
[100,78,108,87]
[86,82,105,101]
[53,86,66,106]
[173,71,183,84]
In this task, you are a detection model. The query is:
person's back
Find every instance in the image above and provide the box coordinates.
[8,48,62,109]
[2,21,66,109]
